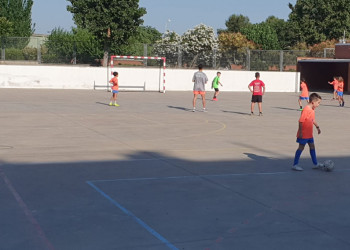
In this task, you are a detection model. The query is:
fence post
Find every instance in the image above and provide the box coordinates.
[1,37,5,61]
[246,49,250,71]
[279,50,284,72]
[212,48,217,69]
[37,38,41,64]
[177,45,182,68]
[144,44,148,66]
[72,41,77,64]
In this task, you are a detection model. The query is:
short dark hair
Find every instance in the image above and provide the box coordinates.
[217,72,221,74]
[255,72,260,78]
[198,64,203,70]
[300,78,306,83]
[113,72,118,76]
[309,92,322,102]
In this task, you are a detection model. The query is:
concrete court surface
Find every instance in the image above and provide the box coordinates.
[0,89,350,250]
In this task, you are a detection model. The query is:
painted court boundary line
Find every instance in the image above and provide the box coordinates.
[0,165,55,250]
[86,171,288,250]
[86,180,179,250]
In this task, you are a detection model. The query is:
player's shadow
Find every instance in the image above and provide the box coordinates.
[96,102,110,106]
[221,110,251,116]
[272,107,299,111]
[321,104,350,109]
[243,153,276,163]
[167,105,192,111]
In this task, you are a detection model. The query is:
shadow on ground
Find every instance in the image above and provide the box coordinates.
[1,151,350,250]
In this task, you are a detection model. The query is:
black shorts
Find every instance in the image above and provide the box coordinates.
[251,95,262,103]
[214,88,219,91]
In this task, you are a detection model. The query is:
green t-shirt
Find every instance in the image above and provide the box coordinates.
[212,76,220,88]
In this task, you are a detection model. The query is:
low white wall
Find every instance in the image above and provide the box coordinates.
[0,65,300,92]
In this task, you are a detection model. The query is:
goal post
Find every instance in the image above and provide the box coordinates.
[109,55,166,93]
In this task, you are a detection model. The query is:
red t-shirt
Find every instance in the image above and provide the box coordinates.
[249,80,265,95]
[300,82,309,97]
[337,81,344,92]
[109,77,119,90]
[297,105,315,139]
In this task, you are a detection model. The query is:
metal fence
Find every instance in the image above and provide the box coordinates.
[0,37,336,71]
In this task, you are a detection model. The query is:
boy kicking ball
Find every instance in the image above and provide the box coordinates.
[292,93,324,171]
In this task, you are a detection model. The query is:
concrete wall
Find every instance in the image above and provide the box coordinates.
[0,65,300,92]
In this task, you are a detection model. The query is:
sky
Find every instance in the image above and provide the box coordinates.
[32,0,297,35]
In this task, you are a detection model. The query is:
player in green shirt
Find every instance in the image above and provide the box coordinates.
[212,72,223,101]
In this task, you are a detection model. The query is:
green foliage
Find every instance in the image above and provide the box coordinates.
[119,26,162,55]
[288,0,350,45]
[67,0,146,54]
[264,16,295,49]
[223,14,251,33]
[44,28,102,64]
[0,0,34,37]
[0,17,13,36]
[241,23,280,50]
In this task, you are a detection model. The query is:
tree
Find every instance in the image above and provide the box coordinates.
[119,26,162,55]
[181,24,219,67]
[264,16,295,49]
[218,32,256,52]
[44,28,102,64]
[67,0,146,66]
[153,31,181,66]
[223,14,251,33]
[288,0,350,45]
[0,17,13,37]
[241,23,280,50]
[0,0,34,37]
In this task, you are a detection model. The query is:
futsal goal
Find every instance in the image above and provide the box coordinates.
[104,55,166,93]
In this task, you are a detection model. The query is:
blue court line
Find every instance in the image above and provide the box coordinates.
[86,181,178,250]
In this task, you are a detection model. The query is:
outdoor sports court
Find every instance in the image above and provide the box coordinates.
[1,89,350,250]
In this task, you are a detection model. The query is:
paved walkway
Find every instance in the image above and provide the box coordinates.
[1,89,349,250]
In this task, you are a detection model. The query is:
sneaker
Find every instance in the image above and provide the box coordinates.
[342,101,345,107]
[292,165,303,171]
[203,108,207,112]
[313,163,324,169]
[250,112,254,116]
[299,108,303,111]
[259,112,263,116]
[114,103,120,107]
[212,98,218,101]
[109,102,113,106]
[192,108,196,112]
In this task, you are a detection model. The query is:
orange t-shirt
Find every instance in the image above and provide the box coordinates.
[300,82,309,97]
[337,81,344,92]
[331,80,338,90]
[110,77,119,90]
[297,105,315,139]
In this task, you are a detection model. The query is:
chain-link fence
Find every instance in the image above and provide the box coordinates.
[0,37,336,71]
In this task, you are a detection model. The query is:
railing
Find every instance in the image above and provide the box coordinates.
[0,37,336,71]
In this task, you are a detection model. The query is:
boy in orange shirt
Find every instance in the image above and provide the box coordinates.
[328,76,339,100]
[109,72,119,106]
[292,93,324,171]
[298,78,309,111]
[337,76,345,107]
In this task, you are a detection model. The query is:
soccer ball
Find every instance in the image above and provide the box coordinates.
[323,160,335,172]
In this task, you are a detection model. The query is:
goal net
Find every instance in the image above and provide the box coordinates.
[108,55,166,93]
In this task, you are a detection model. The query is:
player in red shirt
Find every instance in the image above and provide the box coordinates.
[298,78,309,111]
[328,76,339,100]
[292,93,324,171]
[248,72,265,116]
[337,76,345,107]
[109,72,119,107]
